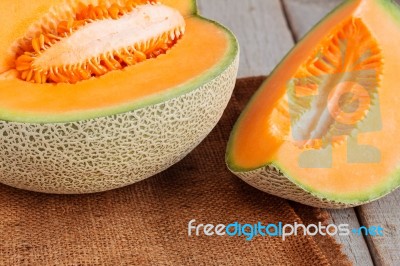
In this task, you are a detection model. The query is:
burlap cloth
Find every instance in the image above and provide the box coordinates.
[0,77,351,265]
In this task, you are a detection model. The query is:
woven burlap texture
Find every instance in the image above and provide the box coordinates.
[0,77,351,265]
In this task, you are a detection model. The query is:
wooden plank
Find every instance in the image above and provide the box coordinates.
[357,190,400,265]
[281,0,342,41]
[197,0,294,78]
[281,1,376,265]
[329,209,374,266]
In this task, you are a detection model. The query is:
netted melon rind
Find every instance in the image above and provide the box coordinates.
[232,165,360,209]
[0,55,239,194]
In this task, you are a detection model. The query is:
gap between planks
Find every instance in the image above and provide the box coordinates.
[197,0,294,78]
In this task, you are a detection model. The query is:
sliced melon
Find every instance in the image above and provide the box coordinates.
[0,0,239,193]
[226,0,400,208]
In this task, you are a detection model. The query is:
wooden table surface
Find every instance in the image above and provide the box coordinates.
[198,1,400,265]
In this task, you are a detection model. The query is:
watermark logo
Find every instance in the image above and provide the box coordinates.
[287,43,382,168]
[188,219,384,241]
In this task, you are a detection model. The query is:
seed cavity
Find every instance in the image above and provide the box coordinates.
[269,18,383,149]
[14,1,186,84]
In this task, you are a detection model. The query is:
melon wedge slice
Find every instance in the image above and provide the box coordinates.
[0,0,239,193]
[226,0,400,208]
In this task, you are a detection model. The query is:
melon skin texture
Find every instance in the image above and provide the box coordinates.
[226,0,400,209]
[0,0,239,193]
[231,167,351,209]
[0,56,238,194]
[232,165,398,209]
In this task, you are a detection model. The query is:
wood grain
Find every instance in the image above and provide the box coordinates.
[329,209,373,266]
[357,190,400,266]
[281,0,342,41]
[198,0,294,78]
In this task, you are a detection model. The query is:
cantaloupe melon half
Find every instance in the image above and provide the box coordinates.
[0,0,239,193]
[226,0,400,208]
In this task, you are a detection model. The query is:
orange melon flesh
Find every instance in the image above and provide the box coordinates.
[0,0,196,73]
[227,0,400,202]
[0,0,235,122]
[0,17,232,122]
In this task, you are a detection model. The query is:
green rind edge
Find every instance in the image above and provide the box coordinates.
[377,0,400,23]
[269,161,400,205]
[0,15,238,124]
[189,0,198,15]
[226,0,400,204]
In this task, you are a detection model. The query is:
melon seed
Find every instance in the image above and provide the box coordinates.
[15,1,186,84]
